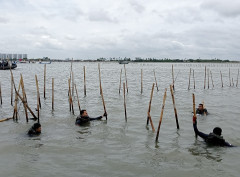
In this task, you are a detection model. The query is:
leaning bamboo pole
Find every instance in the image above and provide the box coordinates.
[123,82,127,121]
[52,78,54,110]
[170,85,179,129]
[100,83,107,120]
[220,71,223,87]
[119,69,122,94]
[147,83,155,132]
[153,70,159,91]
[44,64,46,98]
[74,84,81,113]
[192,93,197,137]
[155,88,167,141]
[35,75,40,120]
[124,64,128,93]
[20,74,29,122]
[84,66,86,96]
[188,68,191,90]
[236,69,239,87]
[204,66,206,89]
[13,78,21,120]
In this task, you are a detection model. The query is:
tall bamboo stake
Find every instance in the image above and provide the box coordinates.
[84,66,86,96]
[119,69,122,94]
[72,71,74,97]
[11,75,13,105]
[0,82,2,105]
[52,78,54,110]
[204,66,206,89]
[192,93,197,137]
[10,71,37,120]
[172,64,175,90]
[153,70,159,91]
[74,84,81,113]
[20,74,28,122]
[13,78,21,120]
[123,82,127,121]
[236,69,239,87]
[68,78,73,113]
[232,78,234,87]
[98,63,102,95]
[193,69,195,89]
[44,64,46,98]
[170,85,179,129]
[210,71,214,88]
[155,88,167,141]
[35,75,40,120]
[100,83,107,120]
[188,68,191,90]
[124,64,128,93]
[229,68,231,86]
[220,71,223,87]
[141,69,143,94]
[147,83,155,132]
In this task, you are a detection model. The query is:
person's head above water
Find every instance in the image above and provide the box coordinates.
[80,110,88,117]
[213,127,222,136]
[198,104,204,111]
[33,123,41,133]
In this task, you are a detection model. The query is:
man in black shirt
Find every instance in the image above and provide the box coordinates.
[196,103,208,115]
[75,110,107,126]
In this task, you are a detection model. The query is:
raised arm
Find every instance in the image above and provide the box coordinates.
[193,116,208,140]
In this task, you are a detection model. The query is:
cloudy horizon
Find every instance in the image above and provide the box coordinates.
[1,0,240,60]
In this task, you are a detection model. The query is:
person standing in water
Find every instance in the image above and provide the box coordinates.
[75,110,107,126]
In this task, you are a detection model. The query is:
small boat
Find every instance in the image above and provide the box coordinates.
[119,60,130,64]
[0,61,17,70]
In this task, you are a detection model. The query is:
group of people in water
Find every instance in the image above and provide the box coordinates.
[27,103,235,147]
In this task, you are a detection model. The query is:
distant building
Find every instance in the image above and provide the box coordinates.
[7,54,13,59]
[23,54,27,59]
[13,54,17,59]
[18,54,23,60]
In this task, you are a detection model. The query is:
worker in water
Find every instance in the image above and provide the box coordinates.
[196,103,208,115]
[28,123,41,136]
[193,116,234,147]
[75,110,107,126]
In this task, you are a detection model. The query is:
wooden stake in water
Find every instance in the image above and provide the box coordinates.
[232,78,234,87]
[11,75,13,106]
[84,66,86,96]
[170,85,179,129]
[220,71,223,87]
[124,64,128,93]
[100,83,107,120]
[153,70,159,91]
[141,69,143,94]
[236,69,239,87]
[123,82,127,121]
[119,69,122,94]
[35,75,40,120]
[172,64,175,90]
[98,63,102,95]
[0,82,2,105]
[13,78,21,120]
[229,68,231,87]
[193,69,195,89]
[74,84,81,113]
[68,78,74,114]
[210,71,214,88]
[147,83,155,132]
[155,88,167,142]
[192,93,197,137]
[204,66,206,89]
[207,69,210,89]
[44,64,46,99]
[20,74,28,122]
[72,71,74,97]
[188,68,191,90]
[52,78,54,110]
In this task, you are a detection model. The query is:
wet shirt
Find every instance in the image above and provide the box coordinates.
[75,115,102,125]
[196,108,208,115]
[27,128,41,136]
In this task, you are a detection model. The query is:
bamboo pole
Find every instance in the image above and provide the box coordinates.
[123,82,127,121]
[207,69,210,89]
[119,69,122,94]
[170,85,179,129]
[72,71,74,97]
[229,68,231,86]
[155,88,167,141]
[52,78,54,110]
[232,78,234,87]
[210,71,214,88]
[0,117,13,122]
[11,75,13,105]
[100,83,107,120]
[188,68,191,90]
[35,75,40,120]
[141,69,143,94]
[44,64,46,98]
[192,93,197,137]
[172,64,175,90]
[20,74,28,122]
[220,71,223,87]
[193,69,195,89]
[124,64,128,93]
[204,66,206,89]
[13,78,21,120]
[68,78,73,113]
[153,70,159,91]
[75,84,81,113]
[84,66,86,96]
[10,71,37,120]
[147,83,155,132]
[98,63,102,95]
[236,69,239,87]
[0,82,2,105]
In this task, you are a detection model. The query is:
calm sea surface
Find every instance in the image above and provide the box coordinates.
[0,62,240,177]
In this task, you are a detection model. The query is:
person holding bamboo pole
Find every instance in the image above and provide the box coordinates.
[75,110,107,126]
[193,116,234,147]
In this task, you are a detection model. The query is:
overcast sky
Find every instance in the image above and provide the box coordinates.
[1,0,240,60]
